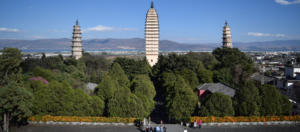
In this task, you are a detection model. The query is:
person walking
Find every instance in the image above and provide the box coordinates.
[198,119,202,129]
[148,116,151,128]
[193,120,197,128]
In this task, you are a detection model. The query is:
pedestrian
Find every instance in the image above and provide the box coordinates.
[184,128,188,132]
[193,120,197,128]
[148,116,151,128]
[156,126,160,132]
[163,126,167,132]
[198,119,202,129]
[186,122,190,127]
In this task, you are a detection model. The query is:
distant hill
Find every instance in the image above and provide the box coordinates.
[0,38,300,51]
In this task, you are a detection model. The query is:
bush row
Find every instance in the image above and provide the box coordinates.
[28,115,137,123]
[190,116,300,123]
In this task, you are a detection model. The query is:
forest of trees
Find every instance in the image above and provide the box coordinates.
[0,47,292,130]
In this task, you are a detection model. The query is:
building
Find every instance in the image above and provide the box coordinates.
[72,20,83,60]
[251,72,275,85]
[285,65,300,79]
[145,1,159,67]
[197,83,236,98]
[222,21,233,48]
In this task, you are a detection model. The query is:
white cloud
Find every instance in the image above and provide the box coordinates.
[0,27,20,32]
[31,35,47,39]
[83,25,136,33]
[275,0,300,5]
[248,32,286,37]
[49,29,67,33]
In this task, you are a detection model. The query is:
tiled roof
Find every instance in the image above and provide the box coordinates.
[197,83,236,97]
[251,73,274,83]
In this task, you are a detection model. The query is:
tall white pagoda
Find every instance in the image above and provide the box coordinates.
[72,20,83,59]
[222,21,233,48]
[145,1,160,67]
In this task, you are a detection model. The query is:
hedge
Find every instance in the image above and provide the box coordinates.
[190,116,300,123]
[28,115,137,123]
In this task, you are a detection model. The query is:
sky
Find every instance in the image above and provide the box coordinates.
[0,0,300,43]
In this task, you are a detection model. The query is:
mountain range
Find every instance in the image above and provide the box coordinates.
[0,38,300,52]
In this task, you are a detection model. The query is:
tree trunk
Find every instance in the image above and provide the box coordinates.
[3,113,9,132]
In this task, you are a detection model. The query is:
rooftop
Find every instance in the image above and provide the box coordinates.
[251,73,275,83]
[197,83,236,97]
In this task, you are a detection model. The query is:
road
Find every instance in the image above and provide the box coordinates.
[7,124,300,132]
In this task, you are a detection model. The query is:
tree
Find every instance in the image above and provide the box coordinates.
[108,62,130,88]
[199,92,234,117]
[32,66,55,81]
[81,53,110,82]
[131,75,156,116]
[72,89,92,116]
[259,85,292,116]
[107,92,145,117]
[32,81,74,116]
[88,96,105,116]
[0,48,23,85]
[0,81,33,132]
[196,63,213,84]
[233,81,260,116]
[213,68,232,84]
[185,52,218,70]
[131,74,156,98]
[212,48,255,85]
[95,75,117,101]
[177,68,199,89]
[114,57,151,79]
[165,75,198,122]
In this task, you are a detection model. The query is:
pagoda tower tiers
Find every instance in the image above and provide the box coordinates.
[145,1,159,67]
[72,20,83,60]
[222,21,233,48]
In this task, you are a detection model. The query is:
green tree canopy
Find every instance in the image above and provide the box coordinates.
[114,57,151,79]
[108,62,130,88]
[95,75,118,101]
[32,81,74,116]
[88,96,105,116]
[131,74,156,116]
[0,81,33,132]
[176,68,199,89]
[212,48,255,85]
[165,75,198,122]
[107,92,145,117]
[199,92,235,117]
[259,84,292,116]
[0,48,23,84]
[234,81,260,116]
[131,74,156,98]
[196,62,213,84]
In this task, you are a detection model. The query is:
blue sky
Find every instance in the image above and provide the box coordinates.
[0,0,300,43]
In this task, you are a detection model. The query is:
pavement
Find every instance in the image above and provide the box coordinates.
[7,124,300,132]
[187,125,300,132]
[9,125,140,132]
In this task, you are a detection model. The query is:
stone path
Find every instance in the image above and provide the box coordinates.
[164,124,184,132]
[7,124,300,132]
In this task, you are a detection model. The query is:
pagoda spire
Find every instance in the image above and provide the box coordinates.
[222,21,233,48]
[76,19,79,26]
[151,0,154,8]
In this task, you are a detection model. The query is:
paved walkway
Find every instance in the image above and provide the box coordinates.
[188,125,300,132]
[7,124,300,132]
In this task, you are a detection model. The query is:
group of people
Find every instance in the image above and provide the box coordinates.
[141,117,167,132]
[140,117,202,132]
[193,120,202,128]
[181,120,202,128]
